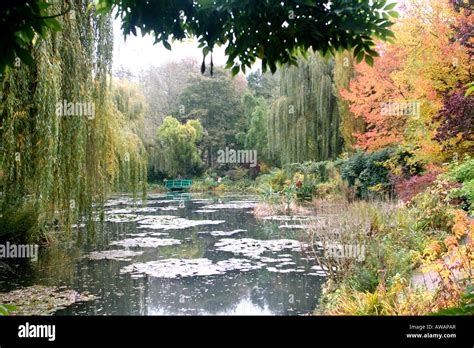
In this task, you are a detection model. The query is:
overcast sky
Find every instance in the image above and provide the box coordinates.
[112,18,236,77]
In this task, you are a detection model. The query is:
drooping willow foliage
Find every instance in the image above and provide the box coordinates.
[0,1,147,239]
[111,79,148,198]
[267,53,343,166]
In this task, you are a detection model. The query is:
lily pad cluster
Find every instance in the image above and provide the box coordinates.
[84,249,144,261]
[120,258,261,279]
[0,286,96,315]
[110,237,182,248]
[203,202,257,209]
[137,216,226,230]
[214,238,304,258]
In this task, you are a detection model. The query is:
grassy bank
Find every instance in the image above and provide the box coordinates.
[250,157,473,315]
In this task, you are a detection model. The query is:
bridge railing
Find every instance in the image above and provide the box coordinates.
[164,180,193,189]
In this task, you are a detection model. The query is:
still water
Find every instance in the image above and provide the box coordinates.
[0,193,325,315]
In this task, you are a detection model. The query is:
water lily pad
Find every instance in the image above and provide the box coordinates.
[203,202,256,209]
[159,206,179,211]
[120,258,262,278]
[108,207,180,214]
[307,272,327,277]
[228,200,258,203]
[277,261,296,267]
[104,198,134,207]
[198,229,246,237]
[267,267,297,273]
[147,199,178,204]
[126,232,148,237]
[84,249,144,261]
[311,265,336,272]
[191,199,213,204]
[137,215,225,230]
[110,237,181,248]
[0,286,96,315]
[126,232,169,238]
[106,208,134,214]
[214,238,304,258]
[148,232,170,237]
[105,213,142,223]
[258,256,281,263]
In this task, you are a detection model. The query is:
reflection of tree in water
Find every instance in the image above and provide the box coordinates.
[56,261,150,316]
[145,269,323,315]
[157,231,207,260]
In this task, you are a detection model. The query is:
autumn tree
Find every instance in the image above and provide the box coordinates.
[433,85,473,154]
[432,2,473,155]
[332,51,365,152]
[340,0,471,165]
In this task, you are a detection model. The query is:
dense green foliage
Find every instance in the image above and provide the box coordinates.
[268,53,343,166]
[176,68,245,168]
[0,1,146,240]
[247,70,279,100]
[444,156,474,212]
[155,117,204,177]
[139,58,198,136]
[338,149,393,199]
[237,93,270,164]
[0,303,16,316]
[0,203,38,243]
[0,0,64,75]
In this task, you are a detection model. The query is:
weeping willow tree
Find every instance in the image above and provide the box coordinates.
[111,79,148,197]
[267,53,343,166]
[0,1,146,240]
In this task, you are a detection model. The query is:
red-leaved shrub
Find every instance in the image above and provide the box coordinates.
[393,171,442,202]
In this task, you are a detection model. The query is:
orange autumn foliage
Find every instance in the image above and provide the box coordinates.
[340,0,471,164]
[451,209,472,239]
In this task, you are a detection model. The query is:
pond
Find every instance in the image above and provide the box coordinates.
[0,193,325,315]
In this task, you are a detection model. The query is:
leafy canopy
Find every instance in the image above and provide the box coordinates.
[0,0,65,75]
[99,0,398,74]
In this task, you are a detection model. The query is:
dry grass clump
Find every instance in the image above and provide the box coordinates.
[253,201,313,220]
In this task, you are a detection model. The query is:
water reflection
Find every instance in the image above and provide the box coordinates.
[1,193,324,315]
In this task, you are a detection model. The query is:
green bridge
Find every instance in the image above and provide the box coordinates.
[164,179,193,191]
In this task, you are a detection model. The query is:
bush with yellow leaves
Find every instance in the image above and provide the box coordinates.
[316,191,472,315]
[318,275,437,315]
